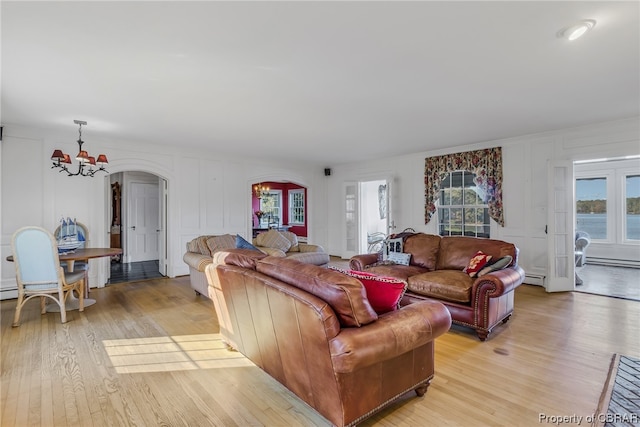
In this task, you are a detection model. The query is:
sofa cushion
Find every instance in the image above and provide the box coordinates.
[213,248,267,270]
[436,236,517,271]
[256,257,378,327]
[206,234,236,255]
[408,270,474,304]
[256,229,291,252]
[403,234,441,270]
[463,251,492,278]
[364,264,429,282]
[332,268,407,314]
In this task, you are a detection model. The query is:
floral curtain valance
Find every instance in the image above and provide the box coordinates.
[424,147,504,226]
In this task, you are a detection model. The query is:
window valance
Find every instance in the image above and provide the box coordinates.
[425,147,504,226]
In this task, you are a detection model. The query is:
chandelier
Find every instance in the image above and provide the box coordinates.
[253,183,270,199]
[51,120,109,177]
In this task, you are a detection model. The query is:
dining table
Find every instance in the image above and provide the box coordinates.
[6,247,123,311]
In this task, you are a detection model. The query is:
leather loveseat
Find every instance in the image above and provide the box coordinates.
[205,250,451,427]
[350,233,525,341]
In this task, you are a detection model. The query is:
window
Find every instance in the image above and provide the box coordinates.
[437,171,490,238]
[625,174,640,241]
[289,189,305,225]
[259,191,282,227]
[575,177,607,239]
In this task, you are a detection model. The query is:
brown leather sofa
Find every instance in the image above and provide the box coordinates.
[205,250,451,427]
[350,233,525,341]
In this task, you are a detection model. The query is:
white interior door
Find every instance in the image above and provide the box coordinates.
[128,182,160,262]
[546,161,575,292]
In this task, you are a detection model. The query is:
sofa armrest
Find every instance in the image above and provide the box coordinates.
[329,300,451,373]
[183,252,212,272]
[298,243,326,253]
[349,253,379,271]
[470,266,525,302]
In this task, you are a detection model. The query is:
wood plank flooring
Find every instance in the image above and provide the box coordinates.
[1,277,639,426]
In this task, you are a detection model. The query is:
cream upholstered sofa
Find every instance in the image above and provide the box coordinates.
[183,231,329,299]
[252,229,330,267]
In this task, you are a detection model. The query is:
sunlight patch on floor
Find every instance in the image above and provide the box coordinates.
[103,333,255,373]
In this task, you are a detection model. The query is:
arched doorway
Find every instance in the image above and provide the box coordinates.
[107,170,167,284]
[251,181,308,240]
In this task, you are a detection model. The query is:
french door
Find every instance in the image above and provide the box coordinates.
[546,161,575,292]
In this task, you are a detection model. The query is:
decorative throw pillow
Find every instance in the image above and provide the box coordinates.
[206,234,236,255]
[387,251,411,266]
[331,267,407,314]
[384,237,404,260]
[236,234,261,252]
[280,231,300,252]
[464,251,493,278]
[256,229,291,252]
[477,255,513,277]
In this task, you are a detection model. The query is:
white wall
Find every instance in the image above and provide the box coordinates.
[0,125,327,299]
[325,117,640,287]
[2,117,638,298]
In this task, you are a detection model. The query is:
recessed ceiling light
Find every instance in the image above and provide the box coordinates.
[557,19,596,41]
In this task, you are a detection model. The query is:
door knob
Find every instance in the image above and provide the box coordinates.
[131,226,136,230]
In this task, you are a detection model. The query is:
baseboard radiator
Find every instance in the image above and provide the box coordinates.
[586,257,640,269]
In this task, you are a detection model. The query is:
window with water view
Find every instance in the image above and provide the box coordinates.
[576,174,640,241]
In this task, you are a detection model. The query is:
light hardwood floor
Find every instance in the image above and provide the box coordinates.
[1,277,638,427]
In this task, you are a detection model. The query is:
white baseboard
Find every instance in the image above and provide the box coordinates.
[525,274,545,286]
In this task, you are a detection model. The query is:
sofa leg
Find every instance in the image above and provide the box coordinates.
[476,330,489,341]
[502,314,512,324]
[194,290,201,296]
[415,381,431,397]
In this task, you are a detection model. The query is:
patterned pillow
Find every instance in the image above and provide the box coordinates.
[206,234,236,255]
[477,255,513,277]
[387,251,410,266]
[464,251,493,278]
[256,229,291,252]
[331,267,407,314]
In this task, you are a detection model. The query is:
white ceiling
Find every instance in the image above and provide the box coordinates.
[2,1,639,166]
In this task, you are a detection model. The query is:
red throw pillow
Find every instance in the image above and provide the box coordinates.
[464,251,493,278]
[332,268,407,314]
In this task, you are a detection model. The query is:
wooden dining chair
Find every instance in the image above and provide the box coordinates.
[11,226,86,327]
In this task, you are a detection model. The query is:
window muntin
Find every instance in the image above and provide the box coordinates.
[575,177,607,239]
[625,174,640,241]
[289,190,305,225]
[437,171,490,238]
